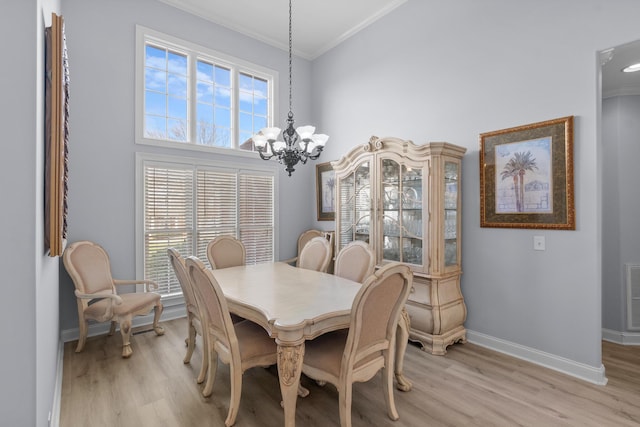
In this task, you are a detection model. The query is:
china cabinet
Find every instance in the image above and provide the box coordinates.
[332,136,467,355]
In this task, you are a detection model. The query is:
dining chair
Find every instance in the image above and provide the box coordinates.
[332,240,413,392]
[207,235,246,269]
[301,262,413,427]
[334,240,375,283]
[298,235,332,272]
[186,256,278,427]
[63,240,164,358]
[282,229,330,266]
[168,247,207,384]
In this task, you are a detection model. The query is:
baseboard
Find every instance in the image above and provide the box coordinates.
[467,329,608,386]
[60,304,186,343]
[602,328,640,345]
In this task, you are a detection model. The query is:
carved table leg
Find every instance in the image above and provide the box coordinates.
[277,342,305,427]
[394,308,412,391]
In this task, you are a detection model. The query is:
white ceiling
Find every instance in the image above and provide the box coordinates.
[159,0,639,94]
[158,0,407,60]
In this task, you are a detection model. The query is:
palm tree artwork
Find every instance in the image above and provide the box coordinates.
[324,176,335,213]
[500,151,538,213]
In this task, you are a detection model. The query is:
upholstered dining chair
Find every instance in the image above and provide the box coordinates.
[282,229,330,266]
[298,236,332,273]
[301,262,413,427]
[334,240,375,283]
[168,247,207,383]
[333,240,413,392]
[207,235,247,324]
[186,256,278,427]
[207,235,246,269]
[63,240,164,358]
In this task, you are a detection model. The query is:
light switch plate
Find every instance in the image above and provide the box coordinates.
[533,235,545,251]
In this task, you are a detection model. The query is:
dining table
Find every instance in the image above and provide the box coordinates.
[210,261,412,427]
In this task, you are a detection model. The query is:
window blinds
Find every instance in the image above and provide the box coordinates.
[143,162,274,296]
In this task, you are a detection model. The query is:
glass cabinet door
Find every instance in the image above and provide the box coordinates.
[381,159,423,265]
[444,161,459,267]
[338,162,371,251]
[381,159,401,262]
[401,165,423,265]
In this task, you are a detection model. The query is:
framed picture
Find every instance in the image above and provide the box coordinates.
[316,162,336,221]
[480,116,575,230]
[44,13,69,256]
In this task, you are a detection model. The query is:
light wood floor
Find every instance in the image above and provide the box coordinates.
[60,317,640,426]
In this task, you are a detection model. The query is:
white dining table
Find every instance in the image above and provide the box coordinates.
[210,261,411,427]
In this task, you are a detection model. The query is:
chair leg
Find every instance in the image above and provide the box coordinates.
[108,321,117,336]
[202,345,218,397]
[338,382,353,427]
[76,319,88,353]
[382,351,399,421]
[297,384,310,397]
[225,363,242,427]
[184,316,196,364]
[152,301,165,336]
[394,310,413,391]
[197,333,209,385]
[119,316,133,358]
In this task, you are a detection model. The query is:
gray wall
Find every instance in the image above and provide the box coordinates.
[0,0,61,425]
[312,0,640,370]
[59,0,316,331]
[602,95,640,332]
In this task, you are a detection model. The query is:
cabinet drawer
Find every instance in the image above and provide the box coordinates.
[405,301,433,334]
[408,277,430,305]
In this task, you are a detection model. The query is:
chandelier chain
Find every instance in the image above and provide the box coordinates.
[288,0,293,115]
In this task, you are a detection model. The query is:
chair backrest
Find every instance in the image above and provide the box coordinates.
[207,236,246,269]
[295,230,325,265]
[167,248,199,316]
[186,256,239,359]
[343,262,412,369]
[298,236,332,272]
[295,230,334,267]
[334,241,375,283]
[63,240,115,295]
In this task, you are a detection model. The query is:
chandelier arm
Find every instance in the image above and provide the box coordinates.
[258,149,274,161]
[307,147,325,160]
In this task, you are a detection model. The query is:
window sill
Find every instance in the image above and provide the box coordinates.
[136,136,260,160]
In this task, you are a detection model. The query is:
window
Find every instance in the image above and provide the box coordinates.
[137,154,277,297]
[136,26,277,153]
[143,45,189,142]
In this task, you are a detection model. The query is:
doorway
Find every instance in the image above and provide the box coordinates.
[600,39,640,345]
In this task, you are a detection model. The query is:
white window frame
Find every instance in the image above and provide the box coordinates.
[135,152,280,306]
[135,25,278,157]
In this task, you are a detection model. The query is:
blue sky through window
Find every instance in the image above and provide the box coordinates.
[141,34,273,151]
[144,45,188,141]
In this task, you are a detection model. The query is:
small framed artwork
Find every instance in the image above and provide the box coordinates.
[316,162,336,221]
[480,116,575,230]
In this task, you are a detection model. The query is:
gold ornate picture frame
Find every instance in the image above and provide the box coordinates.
[316,162,335,221]
[480,116,575,230]
[44,13,69,256]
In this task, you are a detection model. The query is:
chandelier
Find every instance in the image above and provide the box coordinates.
[252,0,328,176]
